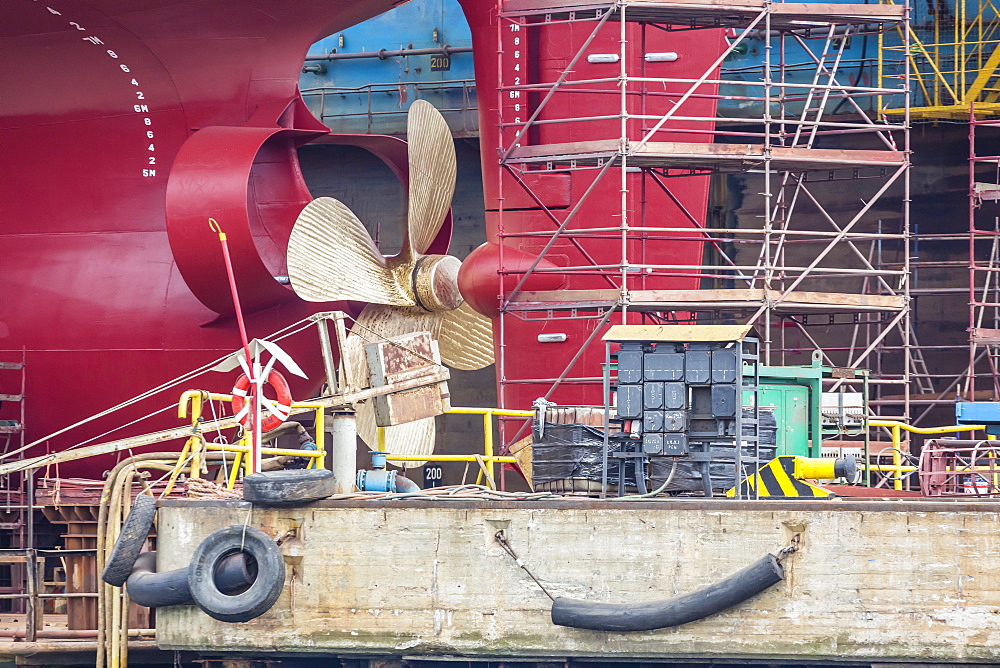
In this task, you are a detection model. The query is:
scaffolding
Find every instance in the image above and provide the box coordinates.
[879,0,1000,118]
[495,0,912,424]
[966,110,1000,398]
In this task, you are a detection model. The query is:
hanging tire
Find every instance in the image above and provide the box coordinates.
[101,494,157,587]
[188,525,285,623]
[242,468,337,506]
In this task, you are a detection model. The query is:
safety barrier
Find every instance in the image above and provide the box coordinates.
[867,420,985,490]
[375,407,532,489]
[177,391,325,489]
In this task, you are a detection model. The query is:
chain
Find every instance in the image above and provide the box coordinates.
[494,529,555,601]
[776,533,801,561]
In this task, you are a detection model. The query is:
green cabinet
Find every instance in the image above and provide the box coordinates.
[759,384,810,456]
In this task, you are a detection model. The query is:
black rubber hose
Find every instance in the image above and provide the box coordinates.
[551,553,784,632]
[632,457,649,495]
[126,553,192,608]
[126,551,255,608]
[700,461,713,497]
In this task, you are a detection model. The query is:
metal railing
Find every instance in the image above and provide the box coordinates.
[177,391,326,489]
[867,420,985,490]
[180,391,530,491]
[375,407,532,489]
[300,79,478,135]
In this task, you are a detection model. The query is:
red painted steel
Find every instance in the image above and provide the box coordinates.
[1,0,720,475]
[0,0,433,476]
[456,2,724,416]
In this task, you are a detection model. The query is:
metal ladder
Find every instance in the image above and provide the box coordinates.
[0,356,28,613]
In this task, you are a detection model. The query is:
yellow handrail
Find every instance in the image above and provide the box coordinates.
[375,407,533,489]
[181,393,536,491]
[868,420,985,490]
[176,390,326,487]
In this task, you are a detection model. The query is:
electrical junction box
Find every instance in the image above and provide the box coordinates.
[643,411,664,432]
[617,345,644,384]
[664,382,686,409]
[644,351,684,381]
[643,382,664,410]
[685,349,711,384]
[661,433,687,456]
[617,384,643,419]
[663,410,685,432]
[820,392,865,430]
[643,433,663,454]
[711,385,737,417]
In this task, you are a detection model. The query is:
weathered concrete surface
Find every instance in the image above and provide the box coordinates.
[156,499,1000,662]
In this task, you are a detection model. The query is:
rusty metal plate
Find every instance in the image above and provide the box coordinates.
[346,303,450,466]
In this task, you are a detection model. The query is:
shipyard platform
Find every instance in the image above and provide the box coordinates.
[155,497,1000,664]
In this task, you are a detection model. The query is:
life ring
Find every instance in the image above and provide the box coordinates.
[231,370,292,432]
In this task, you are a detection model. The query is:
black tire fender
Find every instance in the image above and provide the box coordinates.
[551,553,785,631]
[188,525,285,623]
[101,494,157,587]
[242,468,337,506]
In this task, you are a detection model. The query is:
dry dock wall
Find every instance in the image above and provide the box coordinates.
[156,499,1000,662]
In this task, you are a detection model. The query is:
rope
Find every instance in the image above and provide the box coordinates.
[494,529,555,601]
[207,396,230,485]
[186,478,241,499]
[1,315,318,462]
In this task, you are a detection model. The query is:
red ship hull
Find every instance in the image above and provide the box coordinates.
[0,0,406,474]
[1,0,722,473]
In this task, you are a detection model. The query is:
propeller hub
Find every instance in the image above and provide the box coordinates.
[412,254,463,312]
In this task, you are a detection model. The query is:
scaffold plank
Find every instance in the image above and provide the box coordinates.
[506,288,906,312]
[503,0,904,29]
[970,327,1000,344]
[506,139,905,171]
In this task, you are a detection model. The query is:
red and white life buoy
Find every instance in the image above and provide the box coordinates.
[231,370,292,432]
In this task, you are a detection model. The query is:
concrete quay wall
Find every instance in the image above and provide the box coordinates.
[156,498,1000,663]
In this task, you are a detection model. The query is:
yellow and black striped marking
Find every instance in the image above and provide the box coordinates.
[727,455,834,498]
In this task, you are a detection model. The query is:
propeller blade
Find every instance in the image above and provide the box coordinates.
[406,100,456,255]
[438,302,495,371]
[287,197,413,306]
[343,303,445,467]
